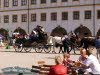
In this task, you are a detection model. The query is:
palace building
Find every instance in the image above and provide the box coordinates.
[0,0,100,37]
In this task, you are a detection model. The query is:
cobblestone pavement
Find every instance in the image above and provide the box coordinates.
[0,46,98,73]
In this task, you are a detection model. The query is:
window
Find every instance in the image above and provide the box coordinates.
[31,0,36,5]
[22,14,27,22]
[62,12,68,20]
[51,12,57,21]
[51,0,57,3]
[4,15,9,23]
[12,15,18,22]
[41,13,46,21]
[31,14,36,22]
[97,10,100,19]
[13,0,18,6]
[4,0,9,7]
[73,11,79,20]
[21,0,27,6]
[85,11,91,19]
[73,0,79,1]
[41,0,46,4]
[62,0,68,2]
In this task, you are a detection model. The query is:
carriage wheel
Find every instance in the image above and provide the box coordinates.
[34,44,44,53]
[44,45,52,53]
[14,44,23,52]
[24,47,32,52]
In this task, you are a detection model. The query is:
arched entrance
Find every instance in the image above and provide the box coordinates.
[51,26,67,36]
[97,29,100,36]
[14,27,27,36]
[0,28,8,38]
[74,26,92,37]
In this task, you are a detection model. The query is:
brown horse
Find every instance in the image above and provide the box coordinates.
[69,37,95,54]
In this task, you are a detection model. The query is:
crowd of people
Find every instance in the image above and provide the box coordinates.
[48,48,100,75]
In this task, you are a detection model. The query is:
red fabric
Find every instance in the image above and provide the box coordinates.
[48,64,67,75]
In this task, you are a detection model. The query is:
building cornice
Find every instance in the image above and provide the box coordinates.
[0,4,100,12]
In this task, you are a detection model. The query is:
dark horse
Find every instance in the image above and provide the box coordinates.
[79,37,95,50]
[69,36,95,54]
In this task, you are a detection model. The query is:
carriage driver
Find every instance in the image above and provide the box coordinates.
[31,30,38,38]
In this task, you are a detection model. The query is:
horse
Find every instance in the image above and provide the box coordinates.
[79,37,95,50]
[47,35,83,54]
[46,36,67,53]
[69,35,78,54]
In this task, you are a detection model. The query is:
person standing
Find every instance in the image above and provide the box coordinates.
[0,38,4,47]
[95,36,100,59]
[62,35,71,54]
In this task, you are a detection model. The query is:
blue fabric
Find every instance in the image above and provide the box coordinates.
[0,34,5,38]
[95,39,100,49]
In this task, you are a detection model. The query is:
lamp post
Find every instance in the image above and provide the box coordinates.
[5,29,10,49]
[28,0,30,34]
[17,27,20,34]
[6,29,9,40]
[93,0,95,36]
[79,24,83,37]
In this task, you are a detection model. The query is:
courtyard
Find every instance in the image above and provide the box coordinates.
[0,46,97,73]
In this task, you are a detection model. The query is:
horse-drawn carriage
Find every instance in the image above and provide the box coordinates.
[14,38,54,53]
[13,26,96,54]
[13,26,55,53]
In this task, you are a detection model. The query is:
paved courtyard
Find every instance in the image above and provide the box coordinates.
[0,46,98,73]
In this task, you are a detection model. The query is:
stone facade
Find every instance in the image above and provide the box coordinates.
[0,0,100,37]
